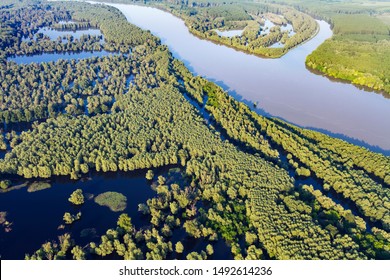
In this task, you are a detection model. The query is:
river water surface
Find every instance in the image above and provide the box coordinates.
[107,3,390,152]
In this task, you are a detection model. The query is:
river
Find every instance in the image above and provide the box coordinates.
[9,27,109,64]
[107,3,390,153]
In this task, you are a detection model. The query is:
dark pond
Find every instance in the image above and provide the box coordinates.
[22,27,103,42]
[0,167,231,260]
[0,170,153,259]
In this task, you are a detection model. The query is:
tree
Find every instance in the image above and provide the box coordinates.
[245,232,257,245]
[186,251,204,260]
[161,224,172,237]
[169,201,179,215]
[68,189,84,205]
[63,212,81,224]
[175,241,184,254]
[206,244,214,256]
[183,220,202,238]
[71,246,86,260]
[146,169,154,180]
[117,213,133,233]
[80,163,89,174]
[158,175,166,185]
[0,180,11,190]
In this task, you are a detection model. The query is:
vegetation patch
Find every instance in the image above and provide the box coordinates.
[332,14,389,37]
[145,170,154,180]
[0,180,11,190]
[306,39,390,94]
[80,228,97,238]
[94,192,127,212]
[27,181,51,193]
[63,212,82,225]
[0,211,12,232]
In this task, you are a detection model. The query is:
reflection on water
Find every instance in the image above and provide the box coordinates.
[22,27,103,42]
[109,3,390,152]
[8,50,111,64]
[0,168,169,259]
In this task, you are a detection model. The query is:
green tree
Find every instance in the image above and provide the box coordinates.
[175,241,184,254]
[206,244,214,256]
[117,213,133,233]
[0,180,11,190]
[68,189,84,205]
[186,251,204,260]
[146,170,154,180]
[158,175,166,185]
[71,246,86,260]
[63,212,81,224]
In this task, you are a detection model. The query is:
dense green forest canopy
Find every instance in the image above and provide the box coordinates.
[0,0,389,259]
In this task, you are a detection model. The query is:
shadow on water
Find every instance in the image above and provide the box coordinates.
[196,77,390,156]
[305,65,390,100]
[305,127,390,156]
[7,50,112,64]
[293,176,382,232]
[169,227,233,260]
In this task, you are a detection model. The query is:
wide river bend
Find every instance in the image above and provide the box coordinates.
[107,3,390,153]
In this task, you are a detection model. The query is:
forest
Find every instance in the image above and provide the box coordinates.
[268,0,390,94]
[306,13,390,94]
[96,0,318,58]
[0,0,389,260]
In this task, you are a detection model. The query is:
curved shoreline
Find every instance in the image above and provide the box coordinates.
[87,1,388,98]
[110,1,321,59]
[100,2,390,152]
